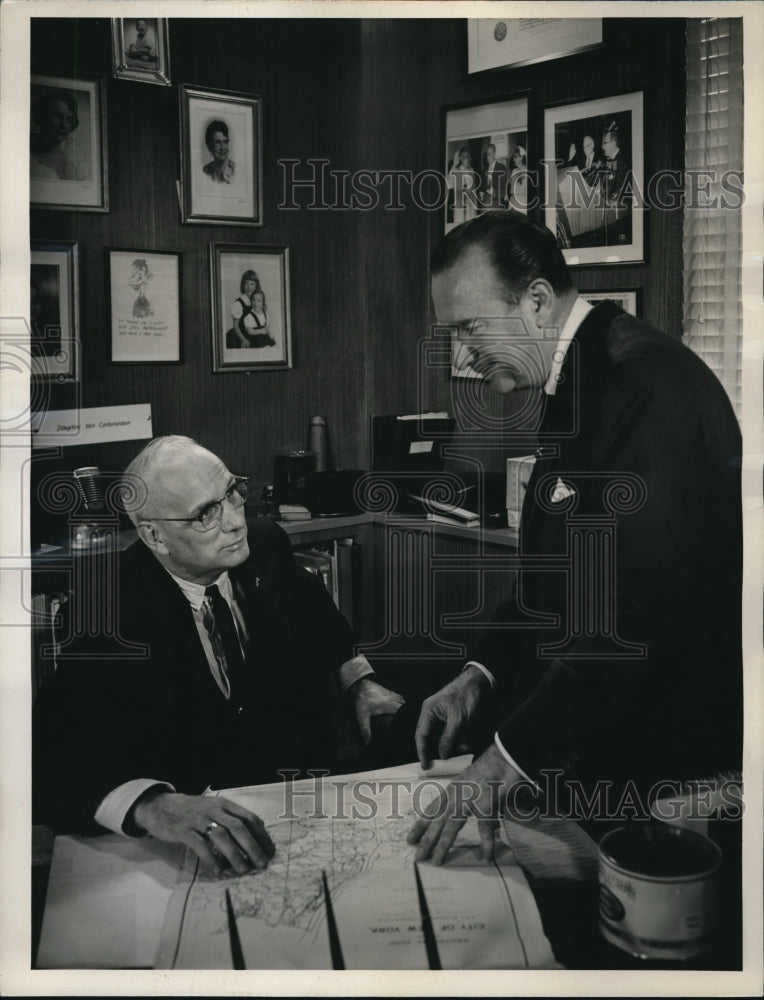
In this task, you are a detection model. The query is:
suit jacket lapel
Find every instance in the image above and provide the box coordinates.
[521,302,622,545]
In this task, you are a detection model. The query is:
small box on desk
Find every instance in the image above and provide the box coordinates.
[370,412,455,472]
[506,455,536,530]
[370,412,455,514]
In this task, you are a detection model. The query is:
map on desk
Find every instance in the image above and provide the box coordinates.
[156,760,564,970]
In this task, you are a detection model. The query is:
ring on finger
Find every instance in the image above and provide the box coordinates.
[203,820,221,840]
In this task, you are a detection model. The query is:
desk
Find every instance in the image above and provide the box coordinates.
[35,759,572,970]
[34,761,741,971]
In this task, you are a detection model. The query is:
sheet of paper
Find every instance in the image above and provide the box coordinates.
[36,833,182,968]
[502,814,599,882]
[156,761,562,970]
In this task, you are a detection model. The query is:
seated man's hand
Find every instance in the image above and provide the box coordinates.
[415,664,490,770]
[351,676,406,745]
[407,744,521,865]
[130,789,275,875]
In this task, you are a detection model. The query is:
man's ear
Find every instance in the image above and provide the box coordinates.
[526,279,556,324]
[137,521,169,555]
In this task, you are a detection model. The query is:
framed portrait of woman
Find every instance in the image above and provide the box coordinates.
[30,73,108,212]
[210,243,292,372]
[180,85,263,226]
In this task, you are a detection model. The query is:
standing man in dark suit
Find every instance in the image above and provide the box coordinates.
[407,212,742,864]
[33,436,403,873]
[479,143,508,210]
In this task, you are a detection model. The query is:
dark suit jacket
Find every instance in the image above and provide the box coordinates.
[480,162,508,207]
[33,519,356,834]
[470,303,742,791]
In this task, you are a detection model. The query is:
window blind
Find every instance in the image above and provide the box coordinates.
[683,17,744,419]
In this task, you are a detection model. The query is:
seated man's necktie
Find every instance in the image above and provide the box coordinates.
[204,584,245,696]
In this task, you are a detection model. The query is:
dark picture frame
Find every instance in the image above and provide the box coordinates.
[210,243,292,373]
[179,84,263,226]
[111,18,171,86]
[30,240,80,382]
[30,73,108,212]
[544,90,645,266]
[467,18,602,74]
[581,289,640,317]
[443,94,529,234]
[107,248,182,364]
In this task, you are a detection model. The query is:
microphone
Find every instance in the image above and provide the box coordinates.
[73,466,104,511]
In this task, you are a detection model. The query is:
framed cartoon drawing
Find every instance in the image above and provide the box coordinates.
[107,248,182,364]
[179,85,263,226]
[30,73,108,212]
[210,243,292,372]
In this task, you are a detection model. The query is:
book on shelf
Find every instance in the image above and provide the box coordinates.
[278,503,312,522]
[409,493,481,525]
[292,537,362,631]
[292,548,334,598]
[426,512,480,528]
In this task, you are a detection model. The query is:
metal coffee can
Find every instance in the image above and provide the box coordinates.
[598,822,722,960]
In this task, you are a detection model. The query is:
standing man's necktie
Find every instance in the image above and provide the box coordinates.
[204,584,245,694]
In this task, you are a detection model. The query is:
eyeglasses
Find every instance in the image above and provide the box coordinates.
[148,476,249,532]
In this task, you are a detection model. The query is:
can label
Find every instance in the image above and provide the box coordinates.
[598,856,719,960]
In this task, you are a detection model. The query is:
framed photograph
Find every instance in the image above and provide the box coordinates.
[30,73,108,212]
[30,240,80,382]
[210,243,292,373]
[107,249,182,364]
[179,84,263,226]
[544,90,644,266]
[444,94,529,234]
[111,18,171,86]
[467,18,602,74]
[581,289,640,317]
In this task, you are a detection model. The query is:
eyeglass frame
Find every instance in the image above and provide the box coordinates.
[142,476,249,532]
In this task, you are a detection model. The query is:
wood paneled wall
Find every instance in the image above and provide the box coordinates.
[30,15,686,535]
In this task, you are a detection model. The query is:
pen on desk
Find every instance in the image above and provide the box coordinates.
[321,869,345,970]
[224,888,247,970]
[414,862,442,971]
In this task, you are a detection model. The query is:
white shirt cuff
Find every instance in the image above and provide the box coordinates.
[94,779,175,837]
[494,732,540,791]
[338,654,375,693]
[464,660,496,689]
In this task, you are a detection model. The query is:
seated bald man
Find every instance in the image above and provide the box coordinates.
[33,436,403,873]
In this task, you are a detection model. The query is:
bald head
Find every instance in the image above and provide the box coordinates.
[122,435,224,525]
[122,436,250,584]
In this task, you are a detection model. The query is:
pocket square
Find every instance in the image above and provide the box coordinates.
[550,478,576,503]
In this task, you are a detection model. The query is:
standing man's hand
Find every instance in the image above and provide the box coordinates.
[415,665,491,770]
[407,744,522,865]
[130,789,275,875]
[350,676,406,745]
